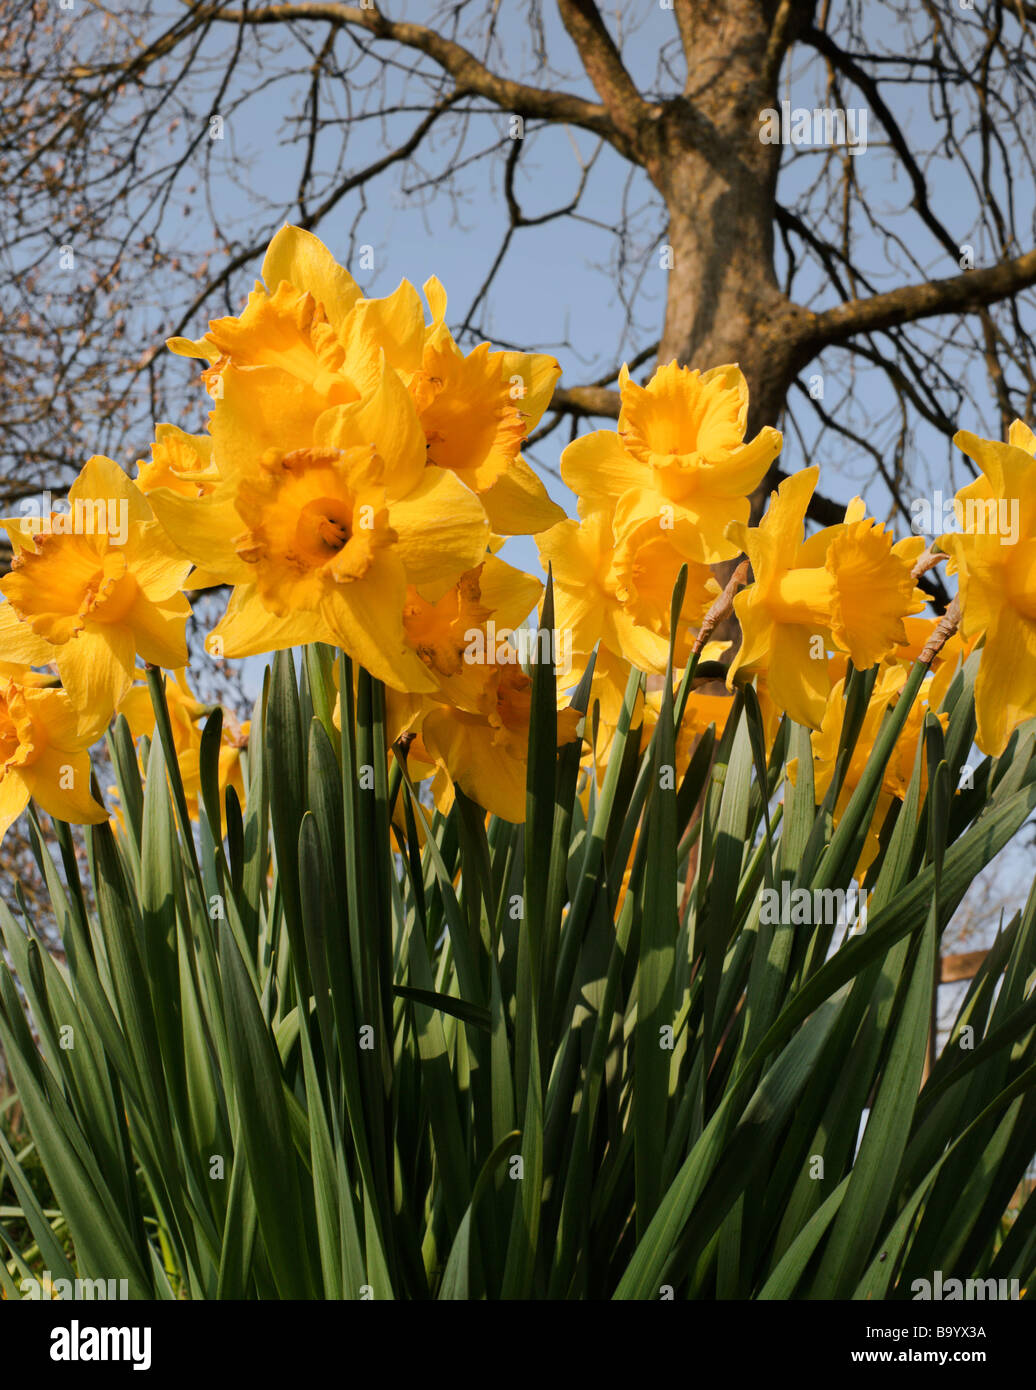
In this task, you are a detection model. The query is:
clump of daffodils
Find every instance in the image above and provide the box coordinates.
[0,224,1032,854]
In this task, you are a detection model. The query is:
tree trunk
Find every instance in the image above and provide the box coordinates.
[637,1,819,634]
[647,0,817,450]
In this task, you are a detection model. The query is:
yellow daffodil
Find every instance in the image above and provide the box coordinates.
[0,675,108,842]
[168,227,562,535]
[368,566,582,824]
[539,504,719,722]
[150,226,567,683]
[347,655,579,827]
[727,468,927,729]
[560,361,782,564]
[638,684,735,762]
[0,457,192,722]
[339,563,530,800]
[167,225,390,407]
[402,555,542,712]
[937,421,1036,755]
[412,278,564,534]
[151,364,489,691]
[420,660,582,823]
[876,614,975,713]
[580,640,732,768]
[177,722,249,815]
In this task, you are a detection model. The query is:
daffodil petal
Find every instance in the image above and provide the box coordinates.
[69,455,152,528]
[477,555,542,629]
[973,605,1036,755]
[314,365,427,499]
[26,747,109,826]
[495,351,561,432]
[391,469,489,600]
[57,627,134,726]
[0,769,31,842]
[320,555,437,693]
[261,225,362,326]
[145,488,254,585]
[341,282,425,393]
[423,276,447,324]
[0,600,55,666]
[478,456,566,536]
[212,364,328,483]
[422,707,527,823]
[208,585,330,658]
[766,621,829,730]
[126,591,191,670]
[727,587,773,681]
[561,430,650,509]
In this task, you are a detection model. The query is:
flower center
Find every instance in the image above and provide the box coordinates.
[294,497,353,567]
[3,535,133,643]
[88,561,137,624]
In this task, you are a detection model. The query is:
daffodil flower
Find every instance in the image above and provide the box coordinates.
[167,224,395,408]
[726,468,927,729]
[538,504,719,723]
[420,662,582,824]
[402,555,542,712]
[119,671,249,826]
[136,425,218,498]
[560,361,782,564]
[787,668,945,880]
[873,614,974,714]
[169,227,564,537]
[0,457,192,723]
[413,278,564,534]
[151,365,490,691]
[937,421,1036,755]
[0,676,108,843]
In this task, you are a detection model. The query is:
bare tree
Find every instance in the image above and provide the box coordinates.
[2,0,1036,583]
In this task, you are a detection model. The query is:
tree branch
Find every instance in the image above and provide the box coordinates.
[552,384,622,417]
[803,23,959,259]
[203,2,622,145]
[555,0,649,152]
[803,250,1036,355]
[762,0,799,89]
